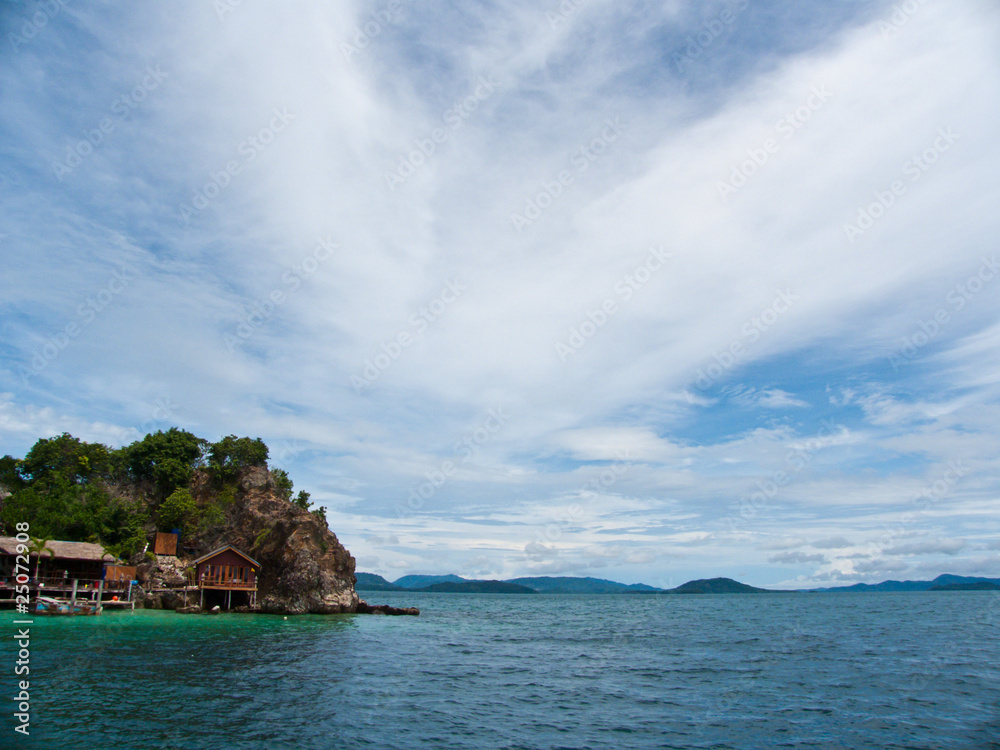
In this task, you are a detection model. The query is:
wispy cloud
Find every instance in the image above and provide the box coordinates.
[1,0,999,586]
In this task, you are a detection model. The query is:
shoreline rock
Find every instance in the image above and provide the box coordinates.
[356,600,420,616]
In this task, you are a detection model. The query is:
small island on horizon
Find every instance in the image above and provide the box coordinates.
[357,571,1000,595]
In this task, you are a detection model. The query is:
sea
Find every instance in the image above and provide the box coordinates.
[3,591,999,749]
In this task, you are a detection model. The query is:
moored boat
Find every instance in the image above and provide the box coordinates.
[35,595,103,616]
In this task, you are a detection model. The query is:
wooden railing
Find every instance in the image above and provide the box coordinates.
[199,576,256,589]
[0,577,130,591]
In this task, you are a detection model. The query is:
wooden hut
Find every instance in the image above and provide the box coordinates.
[192,545,261,610]
[0,537,114,587]
[154,532,178,556]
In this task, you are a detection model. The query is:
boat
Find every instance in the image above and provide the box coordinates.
[35,595,103,616]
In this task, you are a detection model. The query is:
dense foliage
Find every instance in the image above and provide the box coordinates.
[0,430,315,561]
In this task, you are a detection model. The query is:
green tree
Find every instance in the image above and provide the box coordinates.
[293,490,312,510]
[124,428,206,495]
[311,505,327,527]
[0,455,25,492]
[27,537,54,580]
[21,434,110,487]
[100,499,147,560]
[271,468,293,500]
[0,483,73,539]
[158,488,201,538]
[207,436,269,481]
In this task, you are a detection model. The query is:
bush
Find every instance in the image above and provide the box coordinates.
[124,428,206,495]
[21,433,110,487]
[158,488,200,538]
[207,436,269,482]
[271,468,293,501]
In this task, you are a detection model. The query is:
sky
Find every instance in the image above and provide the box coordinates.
[1,0,999,589]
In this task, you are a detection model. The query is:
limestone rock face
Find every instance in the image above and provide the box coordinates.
[189,466,359,615]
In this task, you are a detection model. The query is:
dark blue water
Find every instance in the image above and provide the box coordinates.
[4,591,999,749]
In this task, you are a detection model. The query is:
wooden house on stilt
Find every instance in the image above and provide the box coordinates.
[192,545,261,610]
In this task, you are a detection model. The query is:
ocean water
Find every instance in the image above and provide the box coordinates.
[4,591,999,749]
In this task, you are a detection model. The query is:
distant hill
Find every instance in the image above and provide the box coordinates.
[355,573,402,591]
[417,580,536,594]
[506,576,663,594]
[930,581,1000,591]
[392,574,467,589]
[671,577,773,594]
[811,574,1000,593]
[355,571,1000,596]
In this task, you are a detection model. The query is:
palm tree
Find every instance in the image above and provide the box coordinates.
[27,537,55,582]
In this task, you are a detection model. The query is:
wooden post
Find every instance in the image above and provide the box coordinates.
[199,587,203,609]
[226,589,231,610]
[96,579,104,609]
[70,579,78,615]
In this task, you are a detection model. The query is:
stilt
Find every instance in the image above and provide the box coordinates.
[70,579,78,615]
[227,589,231,610]
[200,588,204,608]
[96,580,104,612]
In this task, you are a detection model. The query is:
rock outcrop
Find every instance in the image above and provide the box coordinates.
[188,466,360,614]
[129,465,417,616]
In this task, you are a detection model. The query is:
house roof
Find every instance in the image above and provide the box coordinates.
[192,545,261,569]
[0,537,114,562]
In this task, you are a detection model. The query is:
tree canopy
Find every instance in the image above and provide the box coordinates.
[207,435,269,481]
[123,428,206,494]
[0,429,311,562]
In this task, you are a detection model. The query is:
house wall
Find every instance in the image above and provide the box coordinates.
[154,533,178,556]
[196,549,258,588]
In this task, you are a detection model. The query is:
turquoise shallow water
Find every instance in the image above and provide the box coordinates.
[2,591,999,749]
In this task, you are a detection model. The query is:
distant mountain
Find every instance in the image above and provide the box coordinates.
[355,573,402,591]
[392,574,467,589]
[417,580,536,594]
[356,571,1000,596]
[930,581,1000,591]
[505,576,664,594]
[810,574,1000,593]
[670,577,774,594]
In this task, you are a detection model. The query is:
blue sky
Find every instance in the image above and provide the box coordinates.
[2,0,999,588]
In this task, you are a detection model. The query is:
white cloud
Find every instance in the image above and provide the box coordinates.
[883,538,967,556]
[769,551,828,565]
[1,0,999,586]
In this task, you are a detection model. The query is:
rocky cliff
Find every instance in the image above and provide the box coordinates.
[140,466,360,614]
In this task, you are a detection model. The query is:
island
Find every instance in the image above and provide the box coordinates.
[0,431,417,616]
